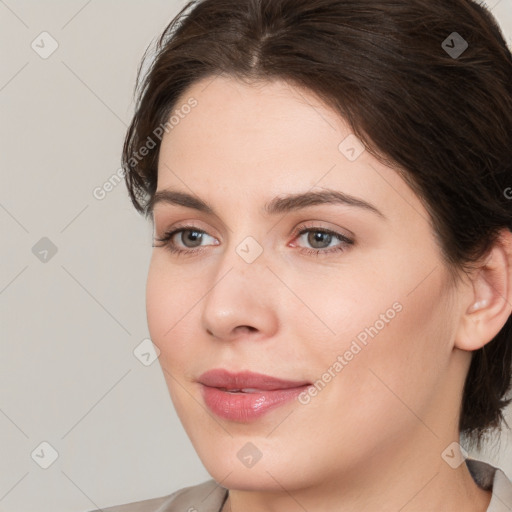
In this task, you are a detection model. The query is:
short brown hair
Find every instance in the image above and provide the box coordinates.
[122,0,512,447]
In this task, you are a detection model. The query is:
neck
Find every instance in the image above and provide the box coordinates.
[221,350,492,512]
[221,427,492,512]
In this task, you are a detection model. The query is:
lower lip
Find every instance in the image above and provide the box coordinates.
[200,384,310,422]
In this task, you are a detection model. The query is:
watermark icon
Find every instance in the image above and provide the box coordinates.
[133,338,160,366]
[32,237,58,263]
[504,187,512,200]
[236,236,263,263]
[338,134,365,162]
[31,31,59,59]
[441,441,468,469]
[298,301,403,405]
[237,442,263,468]
[442,32,468,59]
[31,441,59,469]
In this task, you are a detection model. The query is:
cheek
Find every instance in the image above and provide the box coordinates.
[145,257,195,357]
[146,261,203,418]
[307,264,453,434]
[145,263,170,348]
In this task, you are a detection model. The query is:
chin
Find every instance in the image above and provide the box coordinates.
[206,464,288,492]
[189,435,286,488]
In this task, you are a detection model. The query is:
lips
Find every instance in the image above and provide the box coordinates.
[198,369,312,422]
[198,369,311,391]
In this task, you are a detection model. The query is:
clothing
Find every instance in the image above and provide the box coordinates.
[87,459,512,512]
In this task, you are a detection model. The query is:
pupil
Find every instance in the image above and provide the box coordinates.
[184,230,202,247]
[309,231,331,249]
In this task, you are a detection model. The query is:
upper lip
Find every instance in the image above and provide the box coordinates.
[198,369,311,391]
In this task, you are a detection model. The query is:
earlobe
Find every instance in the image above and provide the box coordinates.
[455,228,512,352]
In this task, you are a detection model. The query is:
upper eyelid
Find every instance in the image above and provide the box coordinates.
[160,222,345,235]
[152,205,360,234]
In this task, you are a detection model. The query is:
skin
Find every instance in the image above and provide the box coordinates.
[146,74,512,512]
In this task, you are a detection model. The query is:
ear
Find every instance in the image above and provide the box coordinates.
[455,228,512,351]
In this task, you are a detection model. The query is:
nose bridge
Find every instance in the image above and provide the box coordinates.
[214,215,270,286]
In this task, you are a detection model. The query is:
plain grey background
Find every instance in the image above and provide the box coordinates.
[1,1,511,511]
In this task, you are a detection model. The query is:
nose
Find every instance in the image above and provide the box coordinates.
[200,242,279,342]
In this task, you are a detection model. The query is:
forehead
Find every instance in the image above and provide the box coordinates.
[158,75,348,183]
[155,75,428,226]
[162,75,342,153]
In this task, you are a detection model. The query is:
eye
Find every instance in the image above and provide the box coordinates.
[153,224,354,257]
[291,225,354,256]
[153,225,217,256]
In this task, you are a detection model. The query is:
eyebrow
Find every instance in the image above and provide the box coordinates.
[147,188,386,220]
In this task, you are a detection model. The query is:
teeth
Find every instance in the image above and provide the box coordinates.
[223,388,261,393]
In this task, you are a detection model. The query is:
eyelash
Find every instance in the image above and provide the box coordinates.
[153,223,354,257]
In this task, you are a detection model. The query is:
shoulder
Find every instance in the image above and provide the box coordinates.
[466,458,512,511]
[85,479,228,512]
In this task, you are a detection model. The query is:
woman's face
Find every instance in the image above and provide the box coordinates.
[146,75,467,491]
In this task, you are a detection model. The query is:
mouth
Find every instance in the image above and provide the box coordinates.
[198,368,311,391]
[198,369,312,422]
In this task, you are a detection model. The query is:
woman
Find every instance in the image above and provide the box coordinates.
[90,0,512,510]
